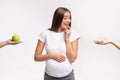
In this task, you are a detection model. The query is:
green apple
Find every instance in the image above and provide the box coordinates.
[12,34,20,42]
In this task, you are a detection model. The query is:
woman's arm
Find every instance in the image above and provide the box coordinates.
[65,39,79,63]
[64,27,79,63]
[34,40,51,61]
[34,40,66,62]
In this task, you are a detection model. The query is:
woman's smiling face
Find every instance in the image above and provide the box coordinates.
[58,11,71,32]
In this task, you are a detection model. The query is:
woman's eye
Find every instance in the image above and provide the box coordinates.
[64,17,67,20]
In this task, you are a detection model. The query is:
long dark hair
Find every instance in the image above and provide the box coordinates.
[49,7,71,32]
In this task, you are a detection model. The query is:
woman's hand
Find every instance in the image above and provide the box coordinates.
[64,26,71,41]
[50,53,66,62]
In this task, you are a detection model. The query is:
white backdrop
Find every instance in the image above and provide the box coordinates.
[0,0,120,80]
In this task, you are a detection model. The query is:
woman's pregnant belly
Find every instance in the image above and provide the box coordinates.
[45,58,73,77]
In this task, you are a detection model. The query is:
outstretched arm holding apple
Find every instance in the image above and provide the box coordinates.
[0,34,21,48]
[0,39,21,48]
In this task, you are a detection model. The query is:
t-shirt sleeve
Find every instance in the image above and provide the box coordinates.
[38,31,46,43]
[70,30,80,42]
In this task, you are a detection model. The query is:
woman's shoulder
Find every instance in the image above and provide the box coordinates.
[38,29,51,39]
[70,29,80,41]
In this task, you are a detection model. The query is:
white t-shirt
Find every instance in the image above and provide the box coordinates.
[38,29,80,77]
